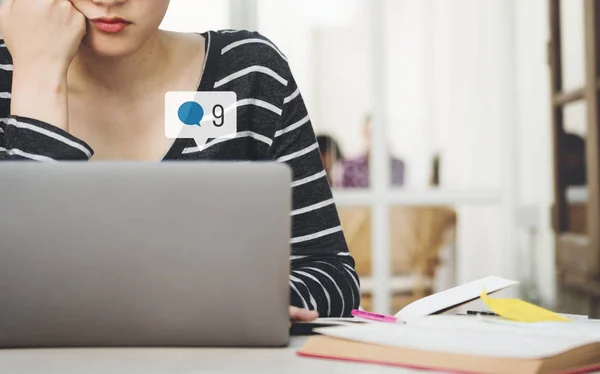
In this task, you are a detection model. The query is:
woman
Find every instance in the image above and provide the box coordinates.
[0,0,360,320]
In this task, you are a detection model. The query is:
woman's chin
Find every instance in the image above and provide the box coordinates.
[81,36,142,58]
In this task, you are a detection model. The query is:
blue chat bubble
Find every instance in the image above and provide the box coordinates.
[178,101,204,126]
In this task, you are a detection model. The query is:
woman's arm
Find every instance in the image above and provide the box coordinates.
[0,115,93,161]
[0,0,91,161]
[0,55,93,161]
[269,65,361,318]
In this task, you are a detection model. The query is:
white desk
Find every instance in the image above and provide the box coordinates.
[0,337,444,374]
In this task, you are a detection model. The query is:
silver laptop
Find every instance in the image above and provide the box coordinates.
[0,162,291,348]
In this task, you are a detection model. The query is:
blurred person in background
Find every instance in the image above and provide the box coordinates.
[342,114,405,188]
[317,134,344,187]
[0,0,360,320]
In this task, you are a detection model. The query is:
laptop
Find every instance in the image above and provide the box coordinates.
[0,162,291,348]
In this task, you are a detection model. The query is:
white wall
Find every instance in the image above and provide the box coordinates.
[256,0,369,158]
[514,0,555,306]
[160,0,231,33]
[384,0,433,187]
[311,2,372,158]
[381,0,513,285]
[428,0,511,283]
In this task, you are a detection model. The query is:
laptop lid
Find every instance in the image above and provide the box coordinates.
[0,162,291,348]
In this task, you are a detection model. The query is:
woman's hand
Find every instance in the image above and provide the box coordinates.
[0,0,87,131]
[1,0,86,74]
[289,306,319,323]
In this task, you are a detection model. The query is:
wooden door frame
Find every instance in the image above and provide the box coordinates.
[549,0,600,303]
[583,0,600,272]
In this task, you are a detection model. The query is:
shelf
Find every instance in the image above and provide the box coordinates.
[332,188,502,207]
[554,88,585,107]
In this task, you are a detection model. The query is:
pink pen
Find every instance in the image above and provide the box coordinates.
[351,309,402,324]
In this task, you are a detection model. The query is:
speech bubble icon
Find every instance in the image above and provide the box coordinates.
[178,101,204,126]
[165,91,238,151]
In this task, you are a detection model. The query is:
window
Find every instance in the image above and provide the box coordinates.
[256,0,513,314]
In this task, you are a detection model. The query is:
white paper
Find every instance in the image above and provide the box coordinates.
[417,315,600,340]
[395,275,519,323]
[315,315,600,359]
[560,313,589,320]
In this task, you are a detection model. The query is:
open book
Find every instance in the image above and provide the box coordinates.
[298,276,600,373]
[295,275,518,330]
[393,275,518,323]
[299,316,600,374]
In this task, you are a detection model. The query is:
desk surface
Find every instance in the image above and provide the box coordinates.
[0,337,444,374]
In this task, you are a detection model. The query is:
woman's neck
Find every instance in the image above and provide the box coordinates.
[68,31,174,97]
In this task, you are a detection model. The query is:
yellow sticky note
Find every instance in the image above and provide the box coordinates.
[480,290,571,323]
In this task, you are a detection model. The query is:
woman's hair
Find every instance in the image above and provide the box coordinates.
[316,134,343,160]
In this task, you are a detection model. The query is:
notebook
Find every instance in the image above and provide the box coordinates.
[299,315,600,374]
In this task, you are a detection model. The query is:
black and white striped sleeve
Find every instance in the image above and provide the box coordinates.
[0,44,93,161]
[0,116,94,161]
[267,52,361,317]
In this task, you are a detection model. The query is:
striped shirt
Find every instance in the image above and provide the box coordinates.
[0,30,361,317]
